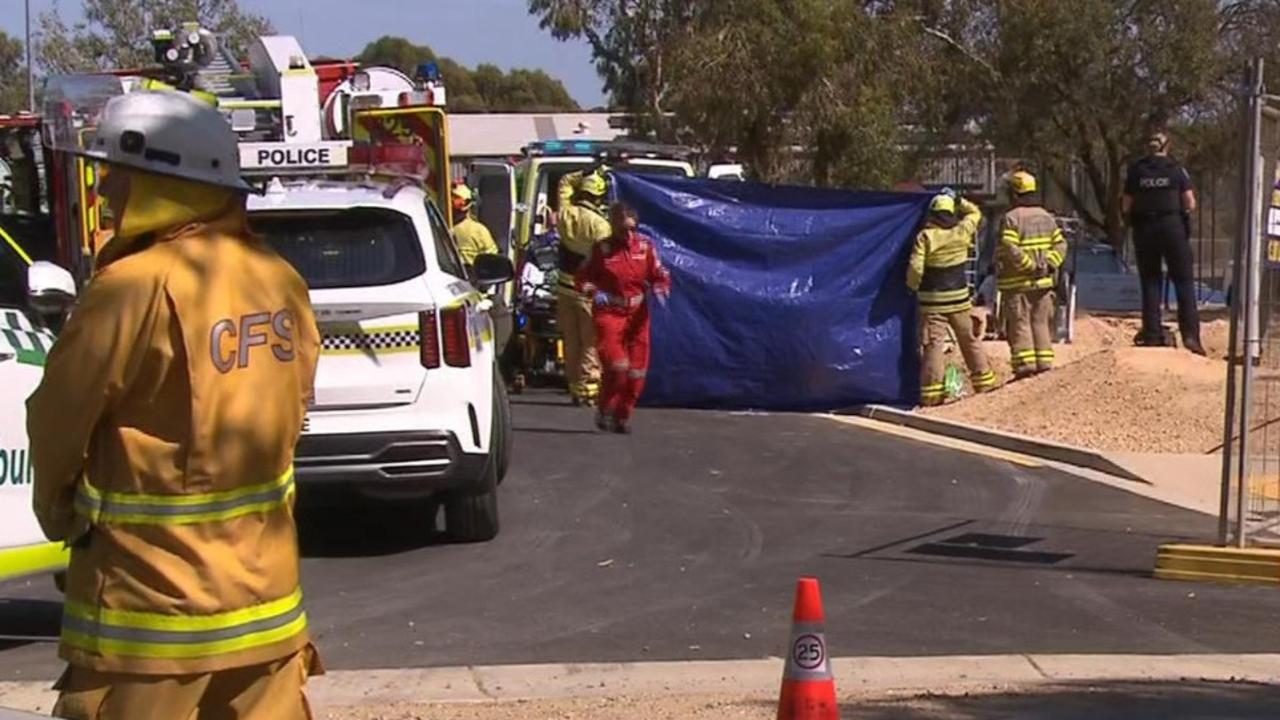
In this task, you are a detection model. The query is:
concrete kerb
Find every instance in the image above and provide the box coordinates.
[5,654,1279,713]
[837,405,1150,484]
[291,654,1280,706]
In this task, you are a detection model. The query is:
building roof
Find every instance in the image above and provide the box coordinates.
[447,113,627,158]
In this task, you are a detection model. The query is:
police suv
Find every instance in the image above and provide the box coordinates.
[222,36,512,542]
[246,172,514,542]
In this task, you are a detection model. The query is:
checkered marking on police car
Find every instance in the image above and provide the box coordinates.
[1,310,55,366]
[320,325,420,355]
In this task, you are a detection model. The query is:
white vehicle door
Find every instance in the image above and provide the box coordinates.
[0,243,64,579]
[0,323,45,549]
[469,161,516,259]
[469,161,517,347]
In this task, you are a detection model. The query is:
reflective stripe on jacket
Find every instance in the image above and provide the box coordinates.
[28,201,319,675]
[74,466,296,526]
[907,198,981,314]
[61,587,307,661]
[997,205,1066,292]
[993,203,1064,289]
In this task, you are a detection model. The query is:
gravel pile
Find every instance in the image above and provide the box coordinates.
[924,314,1228,454]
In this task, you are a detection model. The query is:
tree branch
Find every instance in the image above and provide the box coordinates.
[917,20,1002,83]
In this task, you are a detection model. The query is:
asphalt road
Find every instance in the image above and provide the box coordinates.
[1,393,1278,679]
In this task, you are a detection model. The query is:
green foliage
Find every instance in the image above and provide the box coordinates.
[528,0,697,138]
[0,31,27,114]
[38,0,272,74]
[664,0,925,187]
[915,0,1277,244]
[355,36,578,113]
[530,0,1280,234]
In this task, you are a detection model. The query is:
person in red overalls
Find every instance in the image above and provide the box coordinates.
[576,203,672,433]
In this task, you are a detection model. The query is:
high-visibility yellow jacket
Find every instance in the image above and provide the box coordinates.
[997,205,1066,293]
[907,198,982,314]
[28,203,320,675]
[555,172,611,296]
[453,214,498,266]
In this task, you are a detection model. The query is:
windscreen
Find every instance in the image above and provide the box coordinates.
[623,163,692,177]
[250,208,426,289]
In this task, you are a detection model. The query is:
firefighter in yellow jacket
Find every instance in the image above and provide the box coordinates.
[28,91,321,719]
[997,171,1066,377]
[908,191,997,406]
[556,170,610,405]
[451,182,498,268]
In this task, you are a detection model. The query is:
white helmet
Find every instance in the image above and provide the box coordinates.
[77,91,254,193]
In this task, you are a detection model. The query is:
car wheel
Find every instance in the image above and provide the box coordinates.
[444,375,505,543]
[443,457,499,543]
[494,372,513,483]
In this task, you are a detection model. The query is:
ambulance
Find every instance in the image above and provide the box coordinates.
[471,139,696,258]
[471,139,694,389]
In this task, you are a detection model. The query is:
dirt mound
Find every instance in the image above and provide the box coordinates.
[926,314,1228,454]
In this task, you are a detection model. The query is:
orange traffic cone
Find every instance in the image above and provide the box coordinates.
[777,576,839,720]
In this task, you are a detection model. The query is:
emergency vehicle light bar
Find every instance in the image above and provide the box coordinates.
[524,140,606,157]
[348,142,429,179]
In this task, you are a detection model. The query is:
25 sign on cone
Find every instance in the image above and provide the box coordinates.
[777,576,839,720]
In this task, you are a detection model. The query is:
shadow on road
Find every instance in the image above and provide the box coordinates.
[0,598,61,653]
[296,498,445,559]
[829,681,1280,719]
[514,426,597,436]
[850,554,1154,581]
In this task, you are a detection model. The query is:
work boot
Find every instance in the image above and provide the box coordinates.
[1134,328,1175,347]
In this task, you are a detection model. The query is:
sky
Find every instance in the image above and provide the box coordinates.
[2,0,607,107]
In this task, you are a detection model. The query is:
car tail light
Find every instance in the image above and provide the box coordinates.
[440,306,472,368]
[419,310,440,368]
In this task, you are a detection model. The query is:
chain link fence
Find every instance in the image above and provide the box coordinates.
[1190,172,1239,306]
[1220,59,1280,546]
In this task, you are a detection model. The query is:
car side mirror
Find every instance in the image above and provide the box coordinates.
[472,254,515,289]
[27,261,77,317]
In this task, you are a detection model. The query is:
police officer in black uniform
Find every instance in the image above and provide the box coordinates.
[1122,131,1204,355]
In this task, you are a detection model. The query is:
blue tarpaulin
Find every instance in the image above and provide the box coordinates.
[612,173,930,411]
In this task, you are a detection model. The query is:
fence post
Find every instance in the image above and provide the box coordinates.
[1229,58,1265,548]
